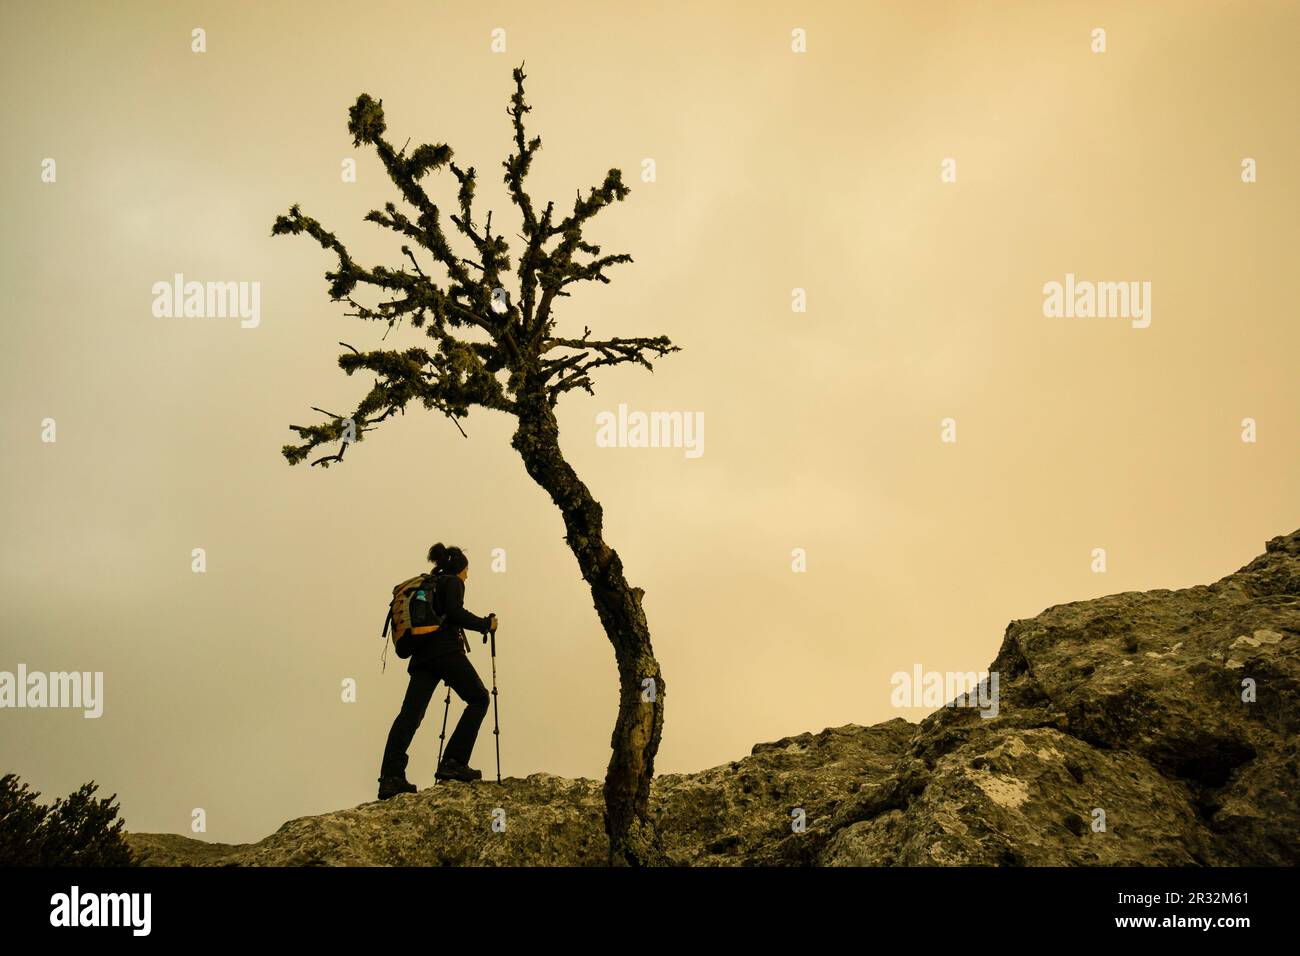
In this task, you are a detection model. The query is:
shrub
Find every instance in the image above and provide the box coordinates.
[0,773,135,866]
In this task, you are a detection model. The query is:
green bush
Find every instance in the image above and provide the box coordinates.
[0,773,135,866]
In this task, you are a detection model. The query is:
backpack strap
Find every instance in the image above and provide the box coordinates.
[431,572,475,654]
[380,607,395,673]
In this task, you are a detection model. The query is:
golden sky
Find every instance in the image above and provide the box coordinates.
[1,0,1296,843]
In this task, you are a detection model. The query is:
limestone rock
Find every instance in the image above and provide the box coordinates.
[129,529,1300,866]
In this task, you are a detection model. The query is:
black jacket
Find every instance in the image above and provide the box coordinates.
[407,573,490,667]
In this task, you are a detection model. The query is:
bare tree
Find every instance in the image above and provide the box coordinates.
[272,66,676,865]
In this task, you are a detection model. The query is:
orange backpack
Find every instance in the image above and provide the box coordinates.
[382,573,444,661]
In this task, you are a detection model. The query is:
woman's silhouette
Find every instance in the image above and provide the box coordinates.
[378,543,497,797]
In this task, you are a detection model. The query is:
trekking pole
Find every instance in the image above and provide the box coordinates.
[484,615,501,783]
[435,687,451,780]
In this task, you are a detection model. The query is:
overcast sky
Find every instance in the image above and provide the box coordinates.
[2,0,1296,843]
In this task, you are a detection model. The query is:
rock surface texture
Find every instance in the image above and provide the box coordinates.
[130,530,1299,866]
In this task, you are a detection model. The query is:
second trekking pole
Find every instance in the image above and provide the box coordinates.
[484,616,501,784]
[435,687,452,780]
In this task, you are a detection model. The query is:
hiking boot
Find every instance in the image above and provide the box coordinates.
[435,757,482,783]
[377,775,418,800]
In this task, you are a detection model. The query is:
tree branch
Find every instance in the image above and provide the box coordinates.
[275,69,678,462]
[541,331,679,402]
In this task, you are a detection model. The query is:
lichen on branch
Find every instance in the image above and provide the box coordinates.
[274,64,679,467]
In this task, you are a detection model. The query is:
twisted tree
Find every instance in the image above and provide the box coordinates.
[272,66,675,865]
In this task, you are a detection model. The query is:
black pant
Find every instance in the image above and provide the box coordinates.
[380,652,489,779]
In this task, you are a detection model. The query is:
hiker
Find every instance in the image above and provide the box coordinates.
[378,543,498,799]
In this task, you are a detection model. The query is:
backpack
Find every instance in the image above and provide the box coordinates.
[382,572,444,662]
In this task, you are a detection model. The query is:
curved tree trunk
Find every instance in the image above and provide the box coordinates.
[511,393,665,866]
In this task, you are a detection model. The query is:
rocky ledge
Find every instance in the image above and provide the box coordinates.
[130,529,1299,866]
